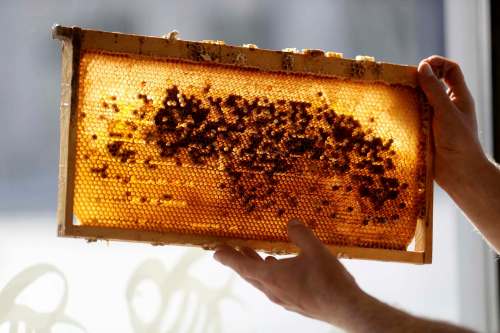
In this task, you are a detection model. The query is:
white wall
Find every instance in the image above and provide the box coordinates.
[444,0,498,331]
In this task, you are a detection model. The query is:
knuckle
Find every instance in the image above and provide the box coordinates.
[444,57,459,68]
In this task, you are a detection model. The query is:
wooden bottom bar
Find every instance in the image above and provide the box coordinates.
[61,225,426,264]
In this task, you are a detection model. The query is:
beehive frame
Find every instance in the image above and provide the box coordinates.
[53,25,433,264]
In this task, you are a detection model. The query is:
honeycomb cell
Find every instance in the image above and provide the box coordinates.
[72,50,429,251]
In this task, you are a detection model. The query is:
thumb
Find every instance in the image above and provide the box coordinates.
[287,219,324,255]
[417,61,455,116]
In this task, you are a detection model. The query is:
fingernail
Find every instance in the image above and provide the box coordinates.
[419,62,434,77]
[289,218,302,226]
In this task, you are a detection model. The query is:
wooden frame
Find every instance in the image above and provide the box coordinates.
[52,25,433,264]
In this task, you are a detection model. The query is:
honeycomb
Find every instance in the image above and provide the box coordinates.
[73,50,429,251]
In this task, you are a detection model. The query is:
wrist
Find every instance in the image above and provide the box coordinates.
[338,292,419,333]
[328,290,382,332]
[437,150,491,195]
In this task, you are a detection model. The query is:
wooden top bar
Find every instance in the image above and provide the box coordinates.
[52,25,419,87]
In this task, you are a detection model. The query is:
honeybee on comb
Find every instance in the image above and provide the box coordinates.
[53,26,433,264]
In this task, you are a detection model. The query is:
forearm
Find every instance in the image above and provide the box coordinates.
[337,292,474,333]
[441,154,500,253]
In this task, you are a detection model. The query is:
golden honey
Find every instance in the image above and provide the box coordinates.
[72,49,428,251]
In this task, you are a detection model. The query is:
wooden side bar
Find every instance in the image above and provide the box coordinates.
[55,26,80,237]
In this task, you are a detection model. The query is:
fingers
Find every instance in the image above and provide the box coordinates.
[240,246,263,261]
[214,245,265,279]
[424,56,474,107]
[265,256,277,263]
[240,247,279,267]
[214,246,285,305]
[418,56,474,115]
[240,271,285,306]
[244,276,268,293]
[287,219,324,255]
[417,61,455,115]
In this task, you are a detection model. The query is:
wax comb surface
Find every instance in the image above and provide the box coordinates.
[54,26,433,263]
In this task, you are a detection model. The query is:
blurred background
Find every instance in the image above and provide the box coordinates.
[0,0,496,332]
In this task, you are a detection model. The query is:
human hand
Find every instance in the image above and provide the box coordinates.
[213,219,366,328]
[417,56,486,192]
[213,220,476,333]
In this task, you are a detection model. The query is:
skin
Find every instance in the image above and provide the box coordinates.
[214,56,500,332]
[418,56,500,252]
